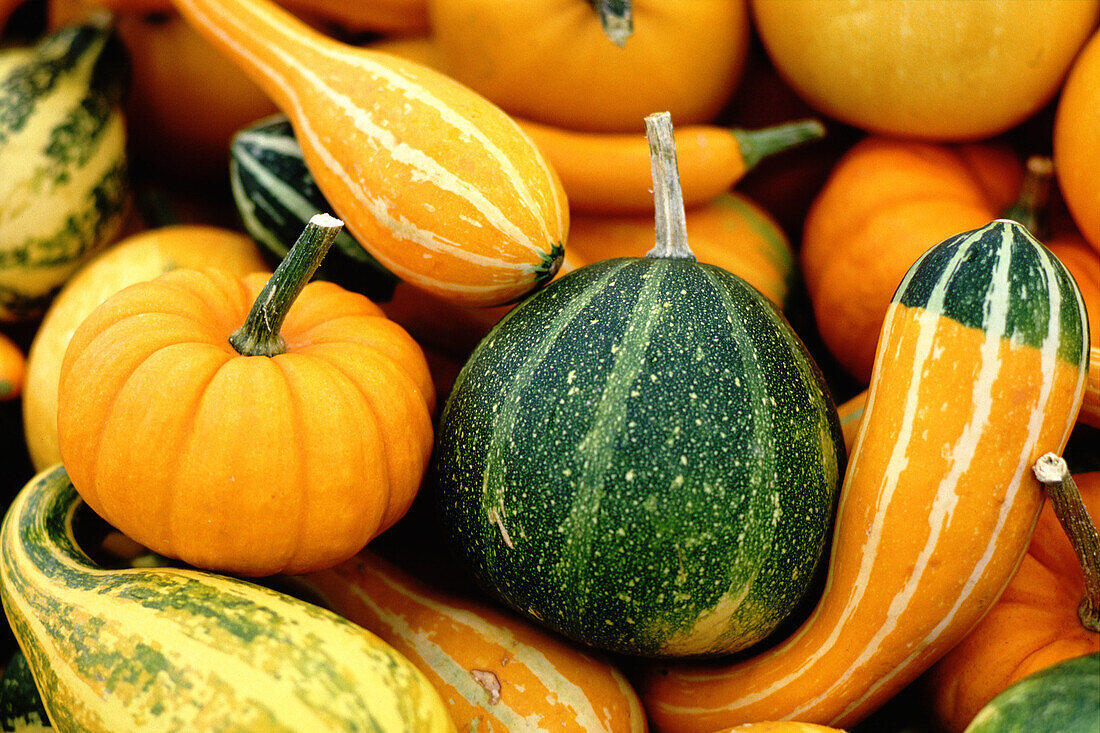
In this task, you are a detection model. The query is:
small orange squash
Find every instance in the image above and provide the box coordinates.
[0,331,25,401]
[171,0,568,307]
[926,469,1100,732]
[56,216,434,576]
[428,0,750,132]
[296,550,648,732]
[801,136,1024,384]
[1053,30,1100,252]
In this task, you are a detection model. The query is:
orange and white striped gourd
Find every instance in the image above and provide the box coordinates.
[296,550,647,732]
[641,219,1091,730]
[170,0,568,307]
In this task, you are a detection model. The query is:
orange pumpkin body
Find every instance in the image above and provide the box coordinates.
[926,472,1100,731]
[801,137,1022,384]
[57,268,434,576]
[429,0,750,132]
[751,0,1099,140]
[1054,31,1100,251]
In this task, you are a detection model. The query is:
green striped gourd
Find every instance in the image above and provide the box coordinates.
[642,219,1091,732]
[0,651,51,732]
[0,466,456,732]
[229,113,398,300]
[965,652,1100,733]
[431,113,844,658]
[0,17,129,321]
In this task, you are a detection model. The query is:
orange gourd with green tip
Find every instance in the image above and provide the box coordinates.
[642,219,1091,730]
[170,0,568,307]
[56,216,435,576]
[0,332,25,401]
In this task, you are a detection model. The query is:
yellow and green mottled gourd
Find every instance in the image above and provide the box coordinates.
[0,466,456,733]
[0,17,129,321]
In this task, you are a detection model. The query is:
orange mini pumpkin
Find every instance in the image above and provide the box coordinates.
[1053,30,1100,252]
[57,216,435,576]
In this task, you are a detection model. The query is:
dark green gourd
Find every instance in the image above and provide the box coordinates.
[431,113,846,658]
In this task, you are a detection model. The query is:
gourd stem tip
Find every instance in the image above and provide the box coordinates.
[644,112,694,261]
[733,119,828,170]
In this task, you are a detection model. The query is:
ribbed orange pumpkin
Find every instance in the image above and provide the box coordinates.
[56,216,435,576]
[926,471,1100,732]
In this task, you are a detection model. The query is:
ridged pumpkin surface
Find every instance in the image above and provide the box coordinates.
[433,256,844,658]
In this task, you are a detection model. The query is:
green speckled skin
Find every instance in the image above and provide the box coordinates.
[432,257,846,658]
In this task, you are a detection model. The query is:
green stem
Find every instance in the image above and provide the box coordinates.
[1001,155,1054,240]
[732,119,827,170]
[228,213,343,357]
[644,112,694,262]
[590,0,633,47]
[1033,453,1100,632]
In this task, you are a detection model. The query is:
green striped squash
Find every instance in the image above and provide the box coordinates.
[0,465,456,732]
[0,651,51,732]
[0,18,129,321]
[229,114,398,300]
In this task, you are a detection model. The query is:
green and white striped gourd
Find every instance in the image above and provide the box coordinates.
[229,114,398,300]
[0,16,130,321]
[431,113,845,658]
[0,465,456,732]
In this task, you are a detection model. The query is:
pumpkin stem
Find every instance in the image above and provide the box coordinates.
[1001,156,1054,240]
[1033,453,1100,632]
[229,213,343,358]
[589,0,633,47]
[732,119,827,171]
[644,112,695,262]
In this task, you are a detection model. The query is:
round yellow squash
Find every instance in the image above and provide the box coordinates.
[750,0,1099,140]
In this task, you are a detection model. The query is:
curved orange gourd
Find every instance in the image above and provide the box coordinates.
[297,550,647,732]
[171,0,568,307]
[560,192,795,306]
[1054,31,1100,252]
[751,0,1099,140]
[641,220,1090,731]
[56,218,435,576]
[801,136,1023,384]
[926,471,1100,732]
[429,0,750,132]
[0,331,25,401]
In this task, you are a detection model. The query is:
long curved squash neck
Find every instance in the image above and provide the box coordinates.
[169,0,345,113]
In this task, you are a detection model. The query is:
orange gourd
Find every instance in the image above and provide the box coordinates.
[751,0,1099,140]
[295,550,648,732]
[56,216,435,576]
[560,191,795,306]
[0,0,25,30]
[1054,30,1100,251]
[801,136,1024,384]
[712,725,846,733]
[0,331,25,401]
[641,219,1090,731]
[170,0,567,307]
[926,470,1100,731]
[22,224,267,472]
[428,0,750,132]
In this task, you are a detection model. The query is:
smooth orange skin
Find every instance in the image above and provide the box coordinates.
[0,331,25,401]
[642,308,1086,731]
[560,192,795,307]
[429,0,750,132]
[801,137,1023,385]
[299,551,647,732]
[22,225,266,472]
[1054,31,1100,252]
[926,472,1100,732]
[57,269,435,577]
[751,0,1099,140]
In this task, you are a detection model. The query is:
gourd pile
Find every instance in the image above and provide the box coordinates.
[0,0,1097,731]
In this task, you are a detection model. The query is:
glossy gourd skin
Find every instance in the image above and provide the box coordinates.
[55,245,435,576]
[751,0,1100,140]
[642,220,1091,731]
[0,466,456,732]
[926,471,1100,731]
[171,0,568,307]
[1054,31,1100,252]
[433,254,844,658]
